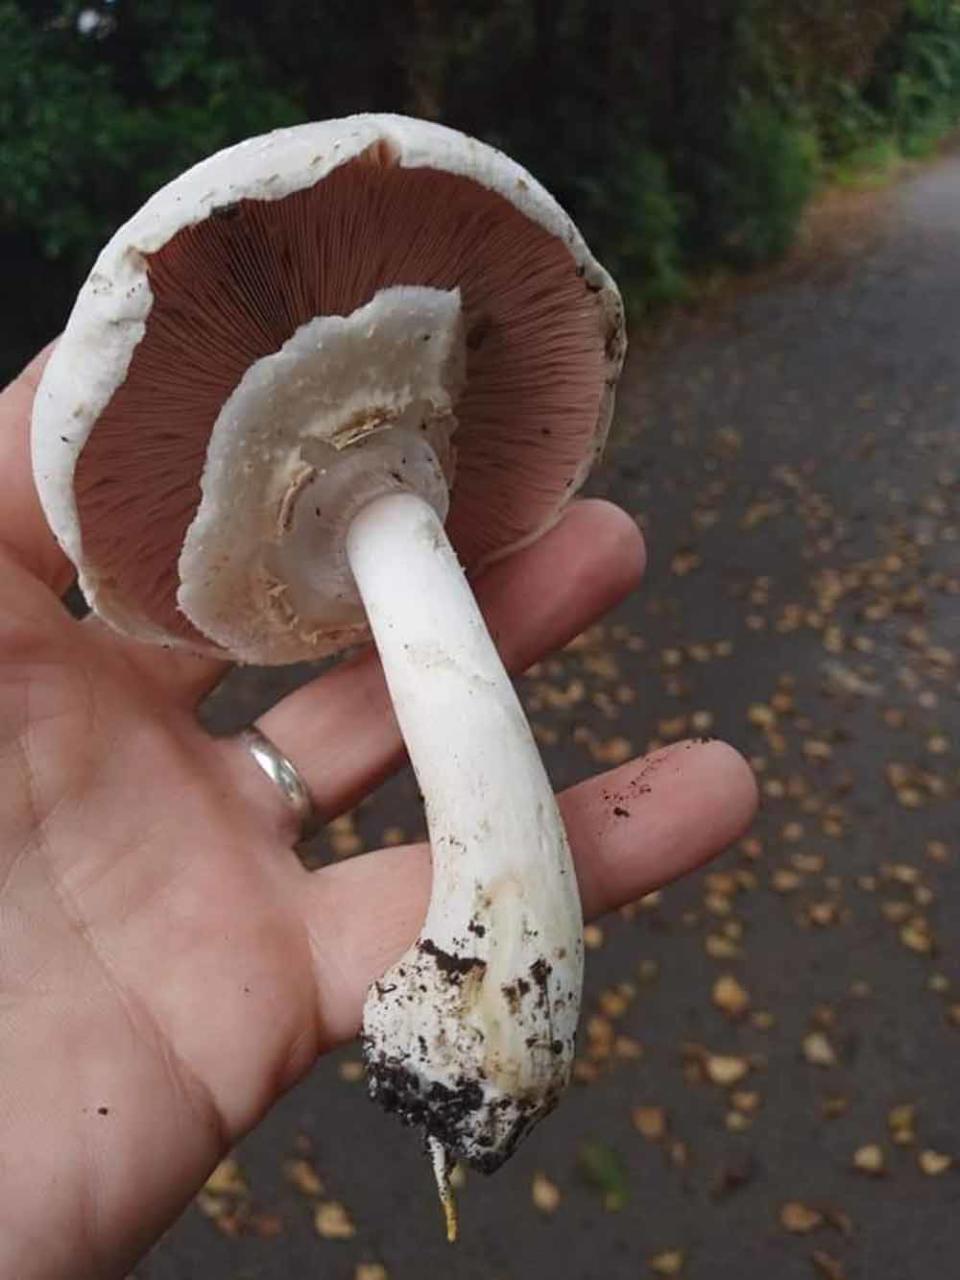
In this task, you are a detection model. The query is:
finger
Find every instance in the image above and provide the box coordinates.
[83,615,230,707]
[299,739,758,1048]
[0,344,74,593]
[88,497,643,713]
[254,499,645,818]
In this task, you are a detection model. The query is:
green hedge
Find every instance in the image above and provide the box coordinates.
[2,1,960,377]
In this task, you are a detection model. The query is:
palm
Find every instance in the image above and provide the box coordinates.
[0,575,322,1277]
[0,352,757,1280]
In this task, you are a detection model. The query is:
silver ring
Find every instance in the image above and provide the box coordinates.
[239,727,319,841]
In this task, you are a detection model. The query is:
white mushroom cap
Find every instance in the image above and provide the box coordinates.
[31,113,625,660]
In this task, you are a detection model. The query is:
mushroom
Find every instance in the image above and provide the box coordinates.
[31,114,625,1234]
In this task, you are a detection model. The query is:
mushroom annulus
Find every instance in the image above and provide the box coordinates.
[30,115,625,1238]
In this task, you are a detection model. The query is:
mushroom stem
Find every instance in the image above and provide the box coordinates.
[347,491,583,1187]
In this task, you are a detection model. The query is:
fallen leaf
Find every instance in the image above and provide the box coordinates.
[773,869,803,893]
[667,1139,690,1169]
[852,1144,886,1176]
[615,1035,644,1059]
[732,1090,760,1114]
[203,1158,248,1198]
[578,1142,628,1212]
[821,1095,850,1119]
[583,924,605,950]
[899,917,935,954]
[811,1250,846,1280]
[314,1201,356,1240]
[887,1103,916,1146]
[649,1249,685,1275]
[632,1106,668,1142]
[531,1171,561,1214]
[748,703,777,728]
[780,1201,823,1234]
[249,1212,283,1238]
[705,1054,750,1087]
[712,974,751,1018]
[918,1149,953,1176]
[284,1158,324,1198]
[710,1155,757,1199]
[803,1032,837,1067]
[706,933,740,959]
[355,1266,389,1280]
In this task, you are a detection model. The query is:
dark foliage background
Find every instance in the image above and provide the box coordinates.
[3,0,960,376]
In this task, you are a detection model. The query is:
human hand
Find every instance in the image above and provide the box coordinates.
[0,349,757,1280]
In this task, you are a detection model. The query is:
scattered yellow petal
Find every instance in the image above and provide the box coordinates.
[531,1171,561,1214]
[712,974,751,1019]
[918,1149,953,1176]
[852,1144,886,1176]
[338,1059,365,1083]
[779,1201,823,1234]
[314,1201,356,1240]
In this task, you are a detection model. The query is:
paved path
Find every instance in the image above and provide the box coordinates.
[143,154,959,1280]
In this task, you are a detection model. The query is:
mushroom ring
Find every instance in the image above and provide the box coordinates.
[238,725,319,840]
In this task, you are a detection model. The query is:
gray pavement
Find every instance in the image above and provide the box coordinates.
[140,151,959,1280]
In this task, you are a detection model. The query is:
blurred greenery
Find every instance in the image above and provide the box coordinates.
[2,0,960,377]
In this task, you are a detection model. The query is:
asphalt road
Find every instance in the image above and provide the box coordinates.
[140,152,959,1280]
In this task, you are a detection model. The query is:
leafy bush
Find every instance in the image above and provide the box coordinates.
[3,0,960,378]
[692,99,819,267]
[867,0,960,153]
